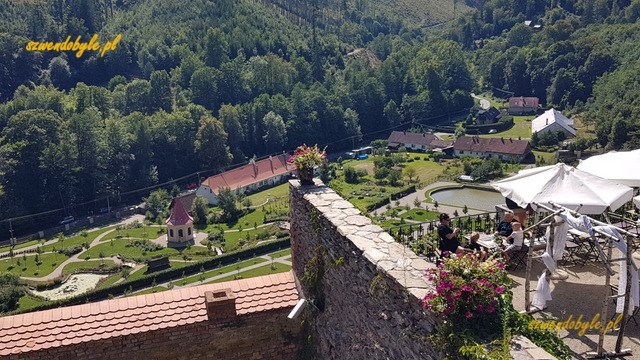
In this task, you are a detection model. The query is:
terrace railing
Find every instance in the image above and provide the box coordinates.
[386,211,501,261]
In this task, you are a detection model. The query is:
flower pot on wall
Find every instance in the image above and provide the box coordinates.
[298,167,314,185]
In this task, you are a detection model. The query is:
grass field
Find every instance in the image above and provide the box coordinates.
[533,150,557,165]
[479,116,534,140]
[174,257,269,286]
[130,286,168,296]
[0,253,69,277]
[17,294,48,312]
[61,260,118,276]
[79,239,178,261]
[268,248,291,259]
[245,183,289,205]
[101,226,164,241]
[0,239,41,253]
[205,262,291,284]
[399,209,439,222]
[39,226,116,252]
[347,153,446,185]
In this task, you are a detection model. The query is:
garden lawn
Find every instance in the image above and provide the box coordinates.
[39,226,116,252]
[268,248,291,259]
[79,239,179,261]
[0,253,68,277]
[61,260,118,276]
[130,286,168,296]
[0,240,40,253]
[479,116,533,140]
[206,262,291,284]
[347,153,445,185]
[101,227,165,241]
[222,225,282,252]
[400,209,439,222]
[196,198,289,233]
[533,150,557,165]
[245,183,289,205]
[17,294,48,312]
[174,257,268,287]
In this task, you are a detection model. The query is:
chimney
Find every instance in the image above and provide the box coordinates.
[205,289,236,321]
[546,118,548,125]
[501,137,504,144]
[518,136,522,140]
[269,156,274,173]
[509,138,513,143]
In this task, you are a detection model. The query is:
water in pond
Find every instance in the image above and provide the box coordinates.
[31,273,109,301]
[430,187,504,211]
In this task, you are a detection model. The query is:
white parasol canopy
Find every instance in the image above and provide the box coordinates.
[491,163,634,214]
[576,149,640,187]
[635,195,640,209]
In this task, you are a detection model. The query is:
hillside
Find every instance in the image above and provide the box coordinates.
[369,0,472,26]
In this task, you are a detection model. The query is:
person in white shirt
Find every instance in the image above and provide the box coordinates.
[503,222,524,262]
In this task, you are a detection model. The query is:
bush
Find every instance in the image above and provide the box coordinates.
[0,274,24,313]
[58,245,84,257]
[125,239,163,252]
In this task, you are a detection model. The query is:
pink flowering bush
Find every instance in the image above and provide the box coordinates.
[422,253,511,322]
[287,144,326,171]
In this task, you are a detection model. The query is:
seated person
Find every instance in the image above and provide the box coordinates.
[505,197,528,225]
[465,231,488,261]
[495,212,514,237]
[502,222,524,262]
[437,213,465,256]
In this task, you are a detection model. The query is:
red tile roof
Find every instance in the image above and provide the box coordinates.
[165,197,193,226]
[169,192,196,213]
[387,131,443,147]
[0,272,299,357]
[203,154,291,194]
[508,96,539,109]
[453,136,530,155]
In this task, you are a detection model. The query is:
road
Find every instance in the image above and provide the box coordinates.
[471,93,491,110]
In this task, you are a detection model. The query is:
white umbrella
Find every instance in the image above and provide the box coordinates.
[491,163,634,214]
[634,195,640,209]
[576,149,640,187]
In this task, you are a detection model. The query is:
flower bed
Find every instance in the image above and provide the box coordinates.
[423,254,571,359]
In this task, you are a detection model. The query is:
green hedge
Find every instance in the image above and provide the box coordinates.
[10,238,292,315]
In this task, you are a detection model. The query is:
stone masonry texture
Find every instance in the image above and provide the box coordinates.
[289,179,439,360]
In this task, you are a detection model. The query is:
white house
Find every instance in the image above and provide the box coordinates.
[531,109,576,138]
[196,154,292,205]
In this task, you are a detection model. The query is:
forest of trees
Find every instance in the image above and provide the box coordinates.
[1,0,639,232]
[0,0,473,227]
[448,0,640,149]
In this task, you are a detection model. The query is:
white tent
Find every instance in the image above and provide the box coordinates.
[635,195,640,209]
[491,163,634,214]
[576,149,640,187]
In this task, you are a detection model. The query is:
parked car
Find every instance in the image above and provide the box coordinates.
[488,129,497,134]
[59,216,75,225]
[185,183,198,190]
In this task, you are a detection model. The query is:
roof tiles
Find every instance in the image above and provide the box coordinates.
[453,136,530,155]
[0,272,299,357]
[203,154,291,194]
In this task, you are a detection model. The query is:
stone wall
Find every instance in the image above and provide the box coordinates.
[4,309,300,360]
[289,179,439,359]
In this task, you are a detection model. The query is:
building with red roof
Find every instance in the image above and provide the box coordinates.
[196,154,292,205]
[165,198,194,243]
[0,272,301,360]
[508,96,539,115]
[453,136,531,162]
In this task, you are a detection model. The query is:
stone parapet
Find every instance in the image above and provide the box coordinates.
[289,179,438,359]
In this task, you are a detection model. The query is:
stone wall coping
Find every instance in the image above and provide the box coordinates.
[291,179,435,301]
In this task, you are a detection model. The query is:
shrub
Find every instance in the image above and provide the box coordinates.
[58,245,84,257]
[125,240,163,252]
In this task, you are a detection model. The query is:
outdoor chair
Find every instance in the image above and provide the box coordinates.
[562,240,582,266]
[508,245,528,271]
